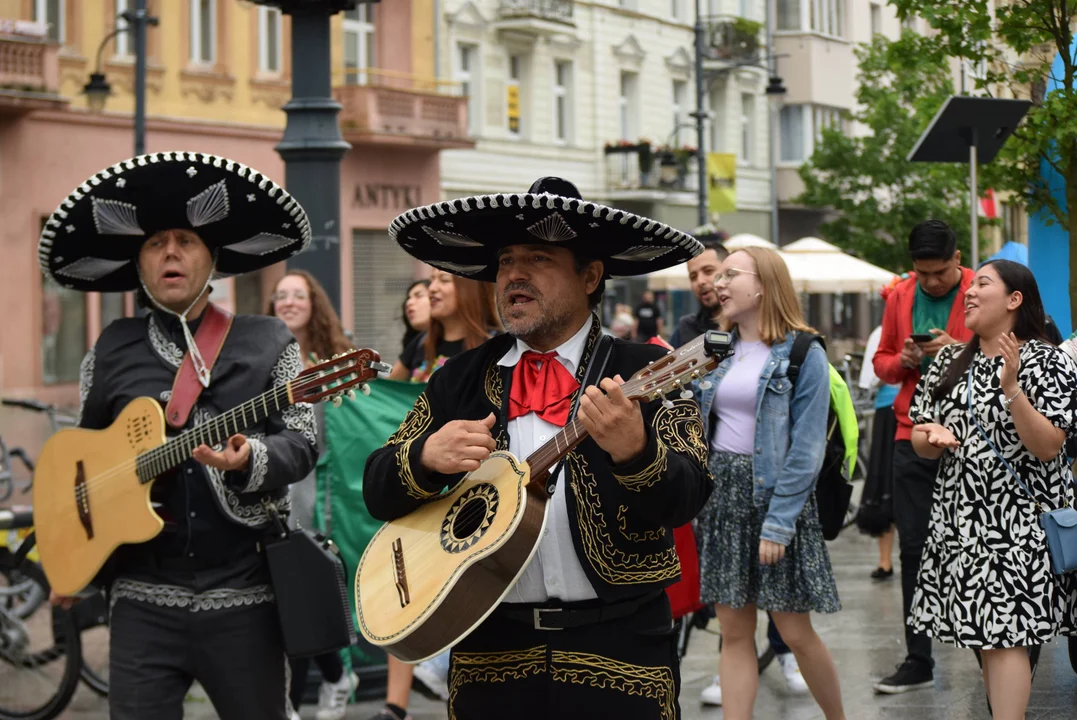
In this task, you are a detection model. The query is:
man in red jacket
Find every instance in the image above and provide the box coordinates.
[871,220,974,695]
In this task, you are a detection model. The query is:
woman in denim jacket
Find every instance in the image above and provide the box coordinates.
[695,247,845,720]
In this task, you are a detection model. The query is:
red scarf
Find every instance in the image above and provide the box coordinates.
[507,351,580,427]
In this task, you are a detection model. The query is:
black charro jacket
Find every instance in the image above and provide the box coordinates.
[363,317,713,603]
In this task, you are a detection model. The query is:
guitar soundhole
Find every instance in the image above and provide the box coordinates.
[440,483,499,554]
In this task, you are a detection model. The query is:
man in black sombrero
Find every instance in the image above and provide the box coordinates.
[40,152,318,720]
[364,178,713,719]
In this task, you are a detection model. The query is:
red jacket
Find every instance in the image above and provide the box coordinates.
[873,268,975,441]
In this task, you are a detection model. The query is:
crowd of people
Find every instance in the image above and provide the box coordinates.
[36,151,1077,720]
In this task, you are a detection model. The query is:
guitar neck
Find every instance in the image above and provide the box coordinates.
[525,417,590,491]
[135,383,294,483]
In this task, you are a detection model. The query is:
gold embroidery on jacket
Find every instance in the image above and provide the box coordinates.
[612,439,668,491]
[551,650,677,720]
[617,505,666,542]
[654,399,709,467]
[448,646,546,720]
[569,452,680,585]
[385,393,438,500]
[484,360,503,408]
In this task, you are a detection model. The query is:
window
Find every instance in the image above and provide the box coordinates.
[31,0,64,43]
[870,2,882,35]
[189,0,216,65]
[258,6,282,74]
[813,0,843,37]
[671,0,681,20]
[507,55,523,137]
[780,104,845,163]
[740,93,755,164]
[902,14,916,31]
[553,60,573,144]
[114,0,132,57]
[672,80,688,145]
[41,274,86,385]
[776,0,800,31]
[352,230,425,362]
[739,0,750,19]
[343,5,376,85]
[619,71,639,140]
[777,0,844,36]
[457,43,480,135]
[708,90,725,154]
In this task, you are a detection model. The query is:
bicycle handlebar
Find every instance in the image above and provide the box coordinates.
[0,505,33,530]
[2,398,55,413]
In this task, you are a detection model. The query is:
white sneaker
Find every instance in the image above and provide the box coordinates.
[413,658,450,701]
[314,671,359,720]
[700,674,722,705]
[289,711,301,720]
[778,652,809,694]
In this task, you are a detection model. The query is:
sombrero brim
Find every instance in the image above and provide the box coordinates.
[388,192,702,282]
[38,151,312,292]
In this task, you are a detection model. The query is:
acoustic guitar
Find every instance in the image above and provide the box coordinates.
[32,349,389,596]
[355,331,734,663]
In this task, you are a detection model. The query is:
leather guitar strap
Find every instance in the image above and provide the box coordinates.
[164,303,234,430]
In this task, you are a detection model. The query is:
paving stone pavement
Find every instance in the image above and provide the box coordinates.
[47,528,1077,719]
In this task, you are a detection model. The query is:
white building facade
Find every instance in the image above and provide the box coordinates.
[436,0,775,243]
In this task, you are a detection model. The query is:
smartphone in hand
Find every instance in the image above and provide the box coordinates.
[910,333,934,344]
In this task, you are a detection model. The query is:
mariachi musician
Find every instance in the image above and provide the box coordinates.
[364,177,713,719]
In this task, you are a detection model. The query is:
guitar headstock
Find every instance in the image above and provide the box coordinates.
[290,349,393,406]
[622,331,736,406]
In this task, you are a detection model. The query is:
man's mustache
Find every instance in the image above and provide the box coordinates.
[501,282,542,301]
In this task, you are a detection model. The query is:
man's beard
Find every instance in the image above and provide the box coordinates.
[497,284,575,346]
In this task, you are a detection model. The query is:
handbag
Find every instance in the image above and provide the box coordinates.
[966,364,1077,575]
[261,498,357,657]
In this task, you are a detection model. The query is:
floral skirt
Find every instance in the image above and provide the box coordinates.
[696,451,840,614]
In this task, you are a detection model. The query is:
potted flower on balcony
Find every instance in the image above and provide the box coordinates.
[711,17,762,61]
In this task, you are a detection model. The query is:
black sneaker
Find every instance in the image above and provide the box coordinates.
[870,567,894,580]
[872,660,934,694]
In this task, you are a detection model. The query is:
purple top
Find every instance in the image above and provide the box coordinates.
[711,339,770,455]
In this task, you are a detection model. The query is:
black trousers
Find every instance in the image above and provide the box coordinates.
[449,593,680,720]
[288,651,345,709]
[108,597,289,720]
[892,440,938,669]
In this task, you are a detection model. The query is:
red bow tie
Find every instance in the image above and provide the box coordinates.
[507,351,580,427]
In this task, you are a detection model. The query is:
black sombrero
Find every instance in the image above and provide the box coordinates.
[388,177,703,282]
[38,151,311,292]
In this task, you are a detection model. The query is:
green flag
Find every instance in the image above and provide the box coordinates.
[314,378,427,667]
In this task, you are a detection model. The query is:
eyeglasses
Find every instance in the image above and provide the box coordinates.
[713,268,759,285]
[272,290,309,302]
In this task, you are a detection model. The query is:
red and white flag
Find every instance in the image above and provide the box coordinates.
[980,188,999,219]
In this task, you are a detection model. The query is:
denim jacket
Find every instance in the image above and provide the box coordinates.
[698,332,830,545]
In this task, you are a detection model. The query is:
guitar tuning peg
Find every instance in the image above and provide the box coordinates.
[662,399,675,409]
[332,395,343,407]
[680,389,693,400]
[346,389,356,400]
[699,380,713,390]
[361,384,371,396]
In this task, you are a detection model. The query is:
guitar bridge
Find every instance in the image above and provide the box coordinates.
[74,460,94,540]
[392,538,410,608]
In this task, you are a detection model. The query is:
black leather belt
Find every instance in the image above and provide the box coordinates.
[498,592,661,631]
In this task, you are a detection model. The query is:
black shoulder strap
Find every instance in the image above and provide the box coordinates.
[787,332,826,387]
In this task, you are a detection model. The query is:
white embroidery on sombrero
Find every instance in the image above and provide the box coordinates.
[56,256,131,281]
[429,261,486,276]
[187,179,230,228]
[423,227,482,248]
[227,232,298,256]
[610,245,674,262]
[91,197,144,236]
[527,212,578,243]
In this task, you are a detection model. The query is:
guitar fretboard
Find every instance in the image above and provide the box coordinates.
[134,383,292,483]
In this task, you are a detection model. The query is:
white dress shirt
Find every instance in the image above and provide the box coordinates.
[498,316,599,603]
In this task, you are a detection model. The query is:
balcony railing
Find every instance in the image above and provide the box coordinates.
[604,143,698,193]
[334,71,470,146]
[704,16,762,64]
[0,35,59,95]
[497,0,574,25]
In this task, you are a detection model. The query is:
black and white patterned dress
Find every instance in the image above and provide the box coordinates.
[908,340,1077,648]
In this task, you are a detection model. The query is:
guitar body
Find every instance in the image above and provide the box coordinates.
[33,396,167,596]
[355,451,548,663]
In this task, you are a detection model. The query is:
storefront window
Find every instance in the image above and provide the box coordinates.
[42,274,87,385]
[352,230,423,360]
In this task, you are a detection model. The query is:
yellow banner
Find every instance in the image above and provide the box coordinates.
[706,153,736,214]
[507,84,520,134]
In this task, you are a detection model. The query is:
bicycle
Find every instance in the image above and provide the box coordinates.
[0,507,83,720]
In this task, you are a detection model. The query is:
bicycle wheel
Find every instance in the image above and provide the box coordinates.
[0,552,82,720]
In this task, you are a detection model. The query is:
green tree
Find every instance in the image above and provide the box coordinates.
[889,0,1077,322]
[797,32,974,273]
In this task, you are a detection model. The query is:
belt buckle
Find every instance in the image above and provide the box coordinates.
[533,607,562,631]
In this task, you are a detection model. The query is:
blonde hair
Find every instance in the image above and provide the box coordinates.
[724,247,816,345]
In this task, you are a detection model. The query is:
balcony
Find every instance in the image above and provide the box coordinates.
[701,15,763,70]
[494,0,576,36]
[604,142,698,198]
[0,34,66,114]
[333,69,473,150]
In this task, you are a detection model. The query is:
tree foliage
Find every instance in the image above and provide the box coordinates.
[797,32,974,273]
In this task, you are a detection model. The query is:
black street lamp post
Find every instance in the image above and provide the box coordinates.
[253,0,369,316]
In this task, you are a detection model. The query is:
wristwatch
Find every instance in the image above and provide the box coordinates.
[1003,388,1022,411]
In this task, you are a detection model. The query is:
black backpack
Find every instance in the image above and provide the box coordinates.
[786,333,854,542]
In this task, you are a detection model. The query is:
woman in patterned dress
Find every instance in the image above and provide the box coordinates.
[908,259,1077,719]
